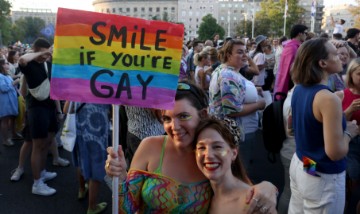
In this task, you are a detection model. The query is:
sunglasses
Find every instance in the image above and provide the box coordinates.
[177,82,207,108]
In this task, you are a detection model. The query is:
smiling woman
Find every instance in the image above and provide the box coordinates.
[105,81,278,213]
[193,118,265,214]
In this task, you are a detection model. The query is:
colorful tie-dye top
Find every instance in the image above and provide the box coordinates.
[118,136,212,213]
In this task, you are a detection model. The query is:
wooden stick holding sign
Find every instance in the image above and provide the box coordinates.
[50,8,184,214]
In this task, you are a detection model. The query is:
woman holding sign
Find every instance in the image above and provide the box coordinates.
[105,81,277,213]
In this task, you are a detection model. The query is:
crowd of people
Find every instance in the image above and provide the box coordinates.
[1,21,360,213]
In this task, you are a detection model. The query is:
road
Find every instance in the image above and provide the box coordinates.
[4,130,358,213]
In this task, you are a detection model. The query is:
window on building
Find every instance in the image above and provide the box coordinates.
[119,8,122,12]
[134,7,137,12]
[141,7,145,12]
[149,7,152,12]
[106,8,110,13]
[164,7,167,10]
[126,8,130,12]
[171,7,175,12]
[113,8,116,13]
[156,7,160,12]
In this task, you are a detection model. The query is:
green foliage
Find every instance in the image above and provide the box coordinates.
[348,2,360,28]
[162,11,169,22]
[236,20,252,38]
[0,0,11,18]
[198,14,225,41]
[12,17,46,44]
[254,0,305,37]
[0,0,11,46]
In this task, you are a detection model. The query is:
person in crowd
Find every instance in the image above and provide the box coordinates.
[10,70,69,182]
[273,36,288,76]
[186,40,204,81]
[194,49,211,91]
[64,102,110,214]
[251,35,268,90]
[335,58,360,213]
[124,106,164,166]
[331,15,346,36]
[179,44,189,81]
[213,33,220,48]
[346,28,360,57]
[204,46,220,74]
[263,44,275,92]
[208,39,266,170]
[18,38,58,196]
[193,118,277,214]
[105,81,277,213]
[272,39,279,52]
[333,33,343,40]
[248,41,257,56]
[320,33,330,39]
[204,39,214,47]
[0,59,19,146]
[328,40,358,91]
[274,24,308,99]
[277,87,295,214]
[289,38,359,213]
[7,50,21,80]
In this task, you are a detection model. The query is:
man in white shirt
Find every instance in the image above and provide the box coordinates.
[330,15,345,36]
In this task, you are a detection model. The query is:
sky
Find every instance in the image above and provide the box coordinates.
[9,0,358,12]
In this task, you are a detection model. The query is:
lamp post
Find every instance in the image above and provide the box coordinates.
[251,0,255,38]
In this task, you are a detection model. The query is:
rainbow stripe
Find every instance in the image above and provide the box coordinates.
[51,8,184,109]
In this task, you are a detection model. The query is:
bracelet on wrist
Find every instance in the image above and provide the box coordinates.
[344,130,353,139]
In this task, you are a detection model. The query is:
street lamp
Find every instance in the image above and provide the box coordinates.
[251,0,255,38]
[227,4,232,37]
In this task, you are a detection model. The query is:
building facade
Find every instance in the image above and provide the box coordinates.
[11,8,56,25]
[92,0,178,21]
[322,4,355,37]
[297,0,324,35]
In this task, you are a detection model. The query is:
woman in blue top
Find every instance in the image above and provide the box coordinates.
[289,38,359,213]
[0,59,19,146]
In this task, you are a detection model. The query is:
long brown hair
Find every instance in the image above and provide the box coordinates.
[291,38,329,85]
[193,117,251,184]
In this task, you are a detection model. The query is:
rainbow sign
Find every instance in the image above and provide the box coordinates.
[51,8,184,109]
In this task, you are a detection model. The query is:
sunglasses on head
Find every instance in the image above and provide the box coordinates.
[177,82,207,108]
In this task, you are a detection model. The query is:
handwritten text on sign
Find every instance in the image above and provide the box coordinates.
[50,8,184,109]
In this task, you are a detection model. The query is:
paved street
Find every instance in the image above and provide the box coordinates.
[5,130,359,213]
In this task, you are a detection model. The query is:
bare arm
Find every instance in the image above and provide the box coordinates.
[19,75,28,97]
[330,15,335,27]
[18,50,51,67]
[228,100,266,117]
[314,90,358,160]
[246,56,260,75]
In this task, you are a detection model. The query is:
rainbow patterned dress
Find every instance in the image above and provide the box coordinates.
[118,138,212,213]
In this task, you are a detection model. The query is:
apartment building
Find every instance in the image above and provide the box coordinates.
[92,0,178,21]
[11,8,56,26]
[322,4,356,37]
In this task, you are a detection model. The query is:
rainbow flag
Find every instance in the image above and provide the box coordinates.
[51,8,184,109]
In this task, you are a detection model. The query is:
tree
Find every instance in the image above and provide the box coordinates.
[235,20,252,38]
[254,0,305,37]
[198,14,225,41]
[162,11,169,22]
[348,0,360,28]
[12,17,46,44]
[0,0,11,46]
